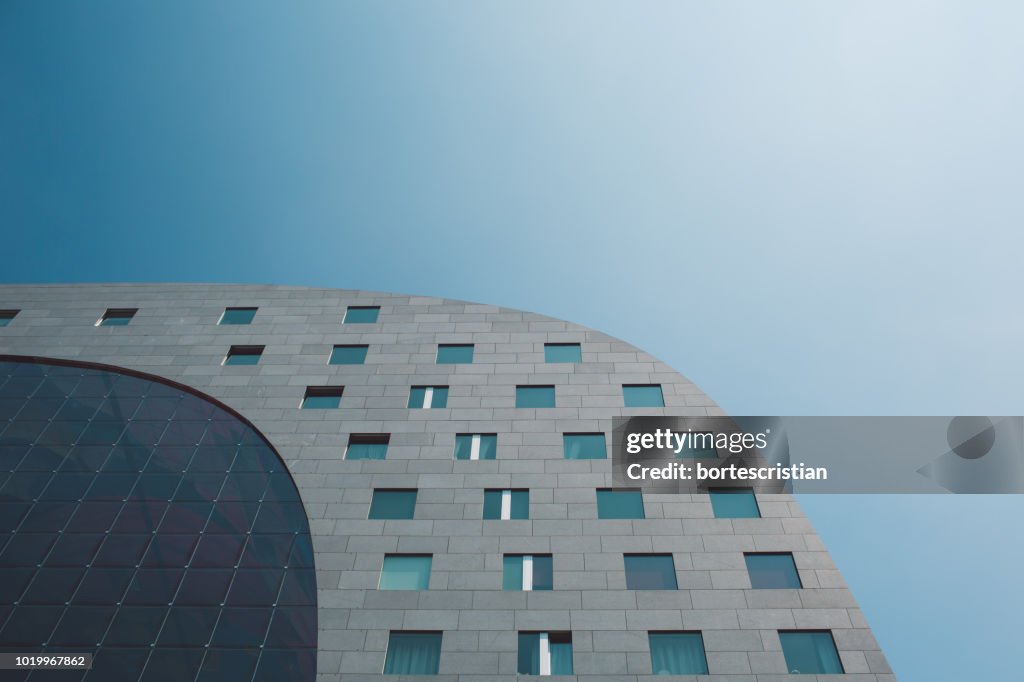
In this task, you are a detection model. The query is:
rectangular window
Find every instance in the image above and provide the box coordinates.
[329,345,368,365]
[346,434,389,461]
[369,489,417,520]
[219,307,257,325]
[454,434,497,460]
[518,632,573,675]
[779,631,844,675]
[745,553,801,589]
[380,555,432,590]
[436,344,474,364]
[624,554,677,590]
[709,488,761,518]
[596,489,645,519]
[503,554,553,591]
[301,386,344,409]
[224,345,264,366]
[0,310,19,327]
[408,386,449,409]
[516,386,556,408]
[648,632,709,675]
[544,343,582,363]
[483,489,529,520]
[344,306,380,324]
[384,631,441,675]
[97,308,137,326]
[563,433,607,460]
[676,432,717,458]
[623,384,665,407]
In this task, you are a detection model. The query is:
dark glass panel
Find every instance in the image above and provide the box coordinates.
[211,607,272,647]
[73,568,134,604]
[239,534,294,568]
[44,533,103,566]
[157,606,219,645]
[39,473,94,500]
[17,445,68,471]
[77,421,125,445]
[133,397,180,420]
[231,446,280,473]
[129,474,179,500]
[59,446,110,472]
[226,569,284,605]
[0,605,64,645]
[173,472,225,501]
[140,648,205,682]
[190,534,246,567]
[172,399,217,422]
[0,420,49,446]
[65,501,123,533]
[52,398,99,422]
[0,501,29,529]
[175,569,233,604]
[144,446,195,473]
[254,649,315,682]
[262,473,299,502]
[87,647,150,679]
[0,568,35,602]
[205,501,259,534]
[219,471,269,501]
[287,534,315,568]
[189,446,238,472]
[277,569,317,606]
[197,648,260,682]
[82,473,137,500]
[265,606,317,647]
[104,605,167,645]
[158,501,212,534]
[49,605,116,645]
[1,472,53,500]
[0,445,29,469]
[201,421,246,446]
[101,445,154,472]
[21,567,84,604]
[158,421,208,446]
[93,534,151,567]
[142,535,197,567]
[252,502,307,533]
[17,398,65,421]
[0,534,55,567]
[112,501,168,533]
[124,568,184,605]
[20,501,77,532]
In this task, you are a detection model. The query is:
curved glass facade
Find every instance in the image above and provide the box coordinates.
[0,359,317,682]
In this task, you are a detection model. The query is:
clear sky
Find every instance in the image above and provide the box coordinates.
[3,2,1023,679]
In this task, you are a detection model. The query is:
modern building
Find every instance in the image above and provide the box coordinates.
[0,284,892,681]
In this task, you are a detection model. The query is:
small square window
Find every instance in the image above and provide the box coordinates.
[779,631,844,674]
[408,386,448,409]
[648,632,708,675]
[301,386,344,409]
[97,308,137,326]
[454,434,497,460]
[0,310,19,327]
[516,386,555,408]
[345,434,389,460]
[563,433,607,460]
[518,632,573,675]
[503,554,553,591]
[436,344,474,364]
[624,554,677,590]
[745,553,801,589]
[596,489,645,519]
[224,345,264,366]
[380,555,432,590]
[623,384,665,407]
[329,345,368,365]
[709,488,760,519]
[544,343,582,363]
[219,307,257,325]
[384,631,442,674]
[483,489,528,520]
[344,306,379,324]
[369,489,417,520]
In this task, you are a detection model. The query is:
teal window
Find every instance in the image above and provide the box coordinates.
[329,345,368,365]
[709,488,760,518]
[624,554,677,590]
[384,631,441,675]
[436,344,474,364]
[676,432,717,458]
[623,384,665,407]
[408,386,448,408]
[516,386,555,408]
[503,554,553,591]
[369,490,417,519]
[518,632,573,675]
[301,386,344,409]
[596,489,645,519]
[0,310,18,327]
[483,489,528,520]
[346,434,389,460]
[380,555,432,590]
[454,434,497,460]
[224,345,264,366]
[563,433,607,460]
[219,307,256,325]
[745,553,801,589]
[97,308,137,326]
[544,343,582,363]
[344,306,379,324]
[779,631,844,674]
[648,632,709,675]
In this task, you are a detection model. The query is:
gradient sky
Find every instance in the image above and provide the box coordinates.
[3,2,1023,680]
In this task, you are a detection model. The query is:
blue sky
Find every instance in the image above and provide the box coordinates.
[3,2,1023,679]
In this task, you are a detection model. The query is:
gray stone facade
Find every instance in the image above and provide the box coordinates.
[0,283,892,681]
